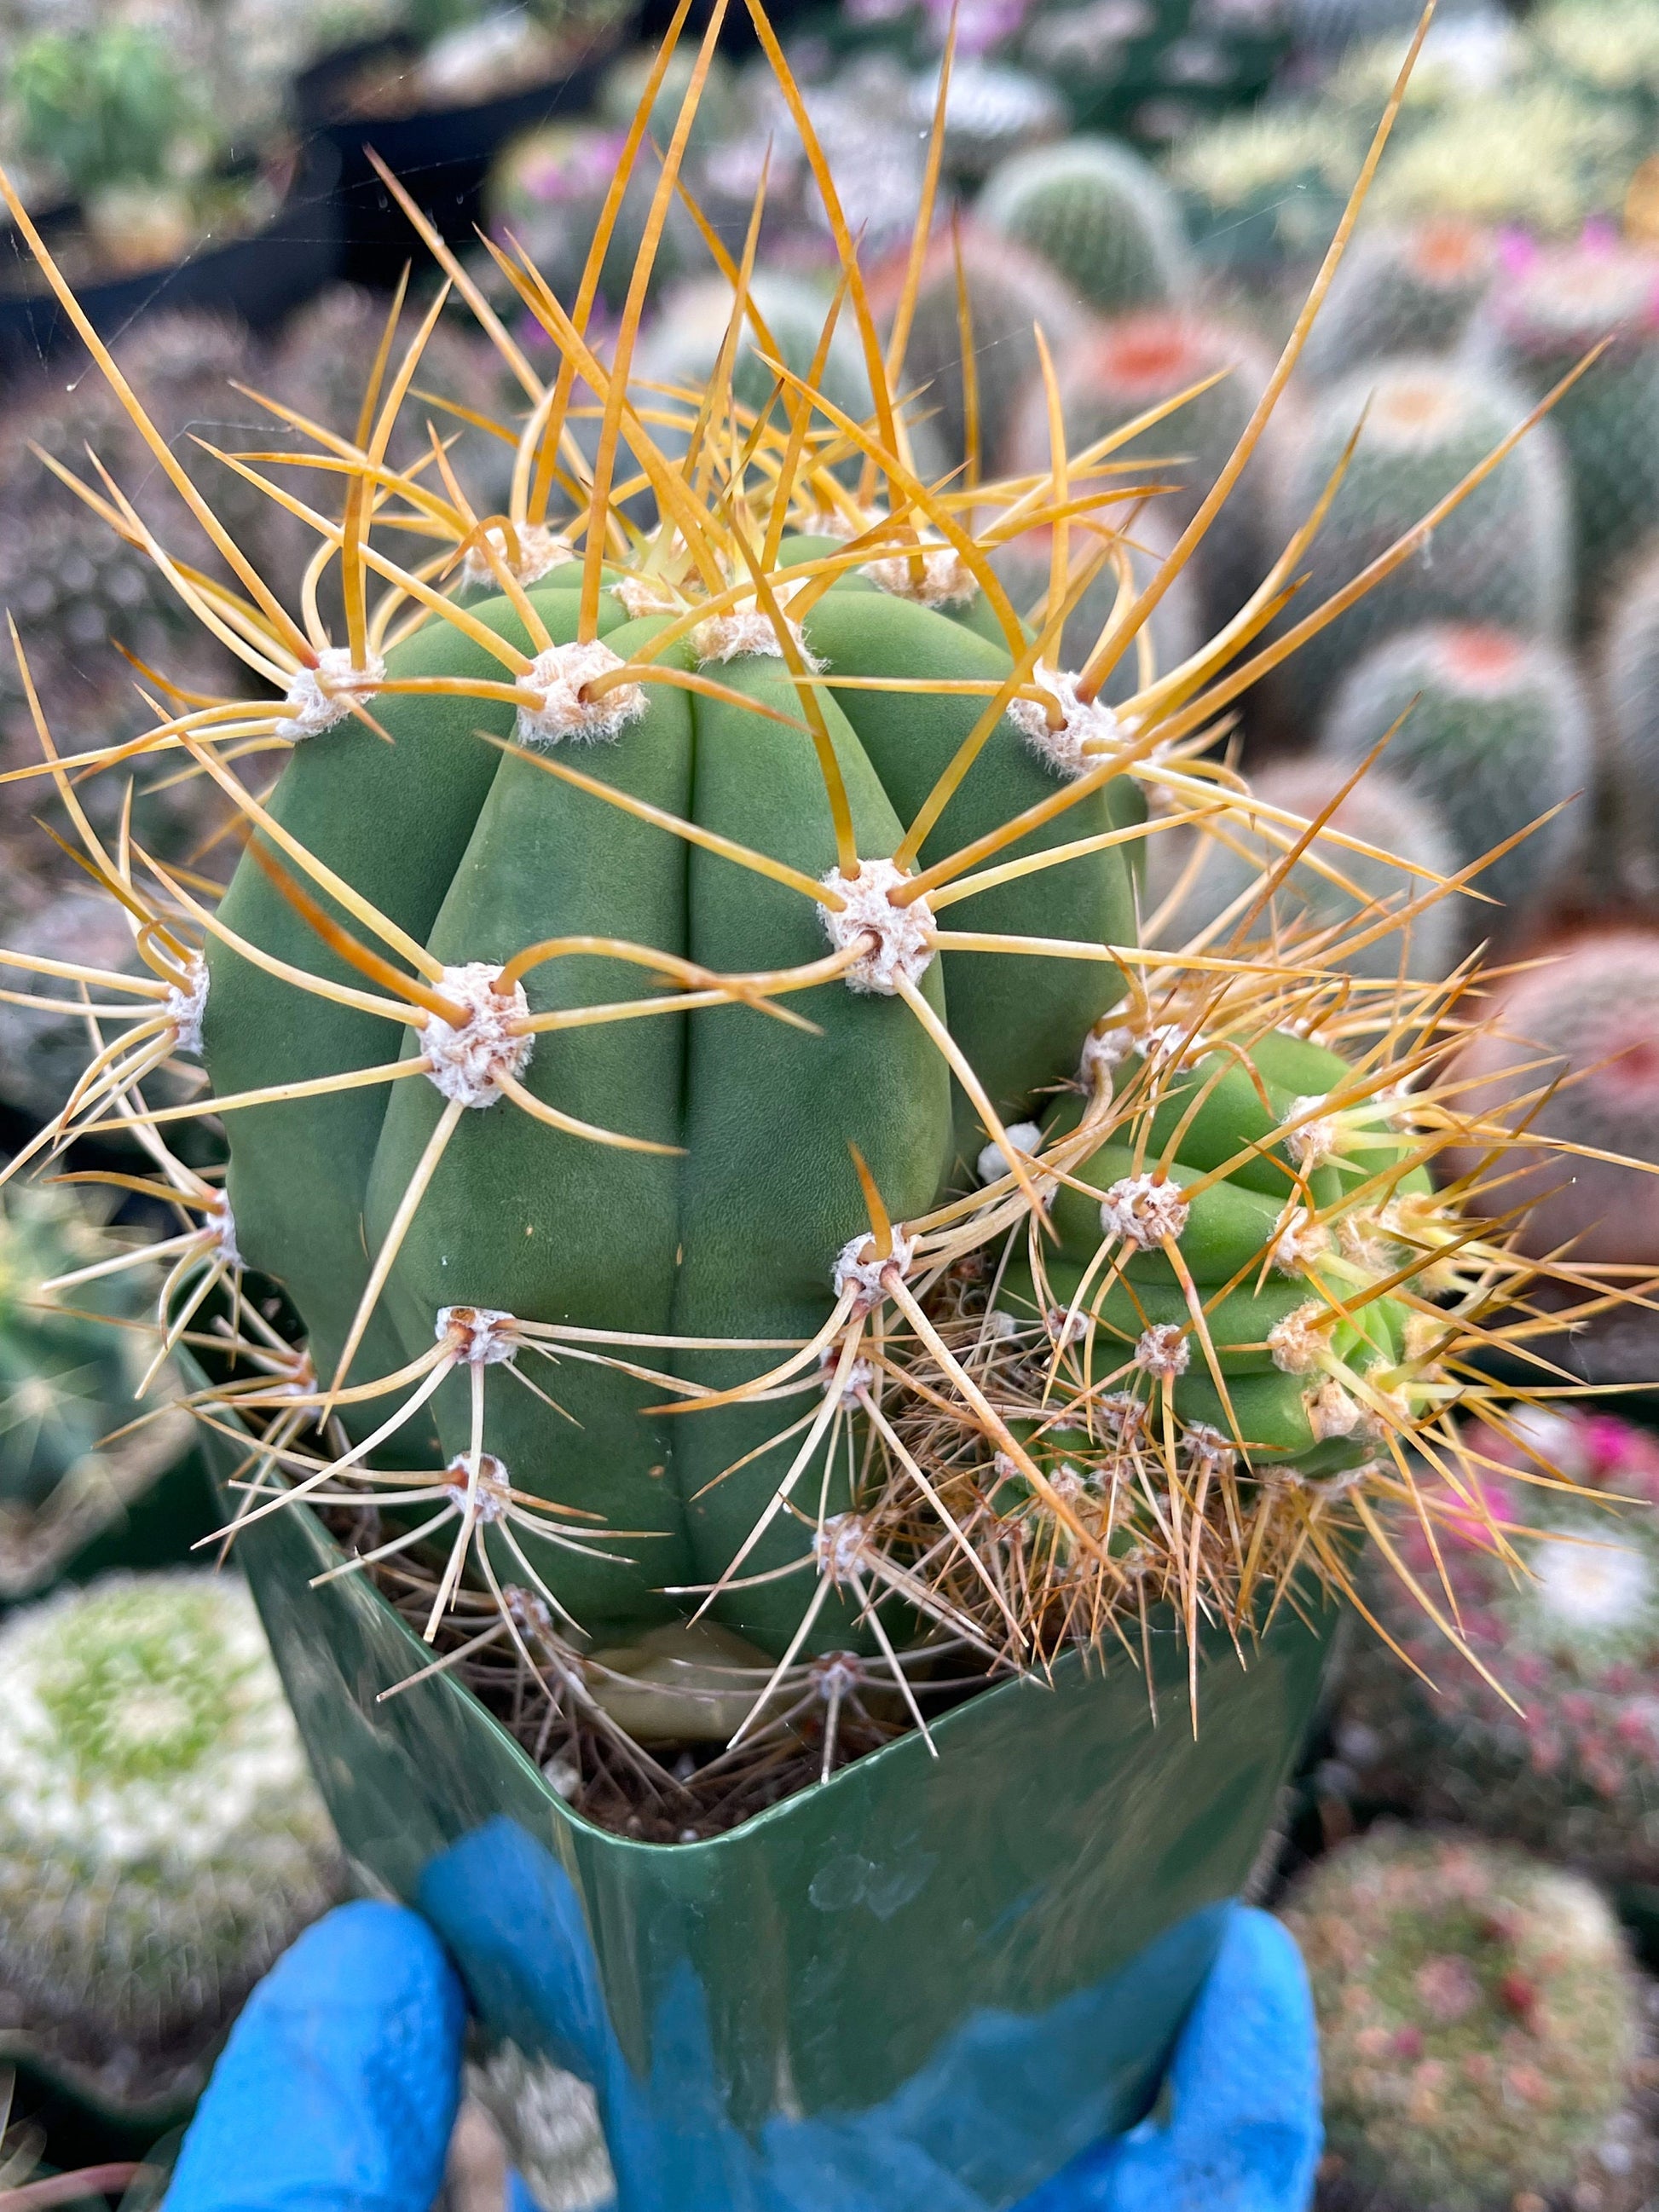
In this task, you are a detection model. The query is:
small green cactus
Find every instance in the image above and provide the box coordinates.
[988,1021,1439,1487]
[1268,357,1571,718]
[1338,1406,1659,1885]
[1142,757,1462,981]
[0,1573,340,2071]
[1604,538,1659,890]
[1316,621,1592,927]
[1283,1828,1639,2212]
[977,134,1194,314]
[875,222,1084,478]
[1488,233,1659,619]
[1298,217,1495,385]
[0,1181,198,1605]
[1004,308,1274,630]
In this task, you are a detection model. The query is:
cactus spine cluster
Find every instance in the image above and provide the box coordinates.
[0,1573,340,2073]
[1338,1406,1659,1885]
[977,135,1194,312]
[1267,357,1571,716]
[1284,1828,1639,2212]
[1316,621,1593,925]
[0,16,1629,1762]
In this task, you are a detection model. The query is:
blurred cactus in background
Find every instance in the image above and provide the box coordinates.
[1315,622,1593,930]
[875,223,1084,476]
[1338,1406,1659,1887]
[1487,231,1659,622]
[1284,1828,1639,2212]
[1443,928,1659,1379]
[978,133,1194,310]
[1604,537,1659,891]
[0,1574,340,2103]
[0,1184,198,1605]
[1005,308,1273,628]
[1265,358,1571,719]
[1142,755,1462,979]
[1298,217,1494,384]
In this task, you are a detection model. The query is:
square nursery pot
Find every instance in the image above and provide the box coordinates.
[198,1399,1338,2211]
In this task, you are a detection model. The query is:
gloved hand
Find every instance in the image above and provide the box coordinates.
[163,1900,1320,2212]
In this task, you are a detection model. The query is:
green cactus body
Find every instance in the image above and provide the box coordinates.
[1144,758,1462,981]
[1284,1829,1639,2212]
[201,577,1140,1653]
[0,1183,197,1604]
[1005,309,1273,631]
[990,1027,1434,1475]
[1339,1406,1659,1885]
[1268,358,1571,719]
[977,135,1194,314]
[1317,621,1592,924]
[876,222,1085,479]
[1605,539,1659,887]
[0,1572,340,2057]
[1298,217,1495,384]
[1488,236,1659,618]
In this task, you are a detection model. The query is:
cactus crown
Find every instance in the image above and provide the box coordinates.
[0,9,1644,1786]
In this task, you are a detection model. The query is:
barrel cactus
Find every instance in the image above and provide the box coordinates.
[1284,1828,1639,2212]
[977,134,1194,314]
[1267,356,1572,719]
[0,20,1628,1768]
[0,1572,341,2093]
[1316,621,1593,928]
[1443,928,1659,1281]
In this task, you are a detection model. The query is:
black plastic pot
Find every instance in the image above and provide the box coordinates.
[297,32,616,289]
[0,141,343,374]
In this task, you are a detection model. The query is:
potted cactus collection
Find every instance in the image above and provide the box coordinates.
[0,0,1658,2203]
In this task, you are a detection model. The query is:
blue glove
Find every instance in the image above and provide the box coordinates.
[164,1901,1319,2212]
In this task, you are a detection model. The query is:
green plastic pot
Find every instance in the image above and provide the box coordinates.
[195,1389,1338,2210]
